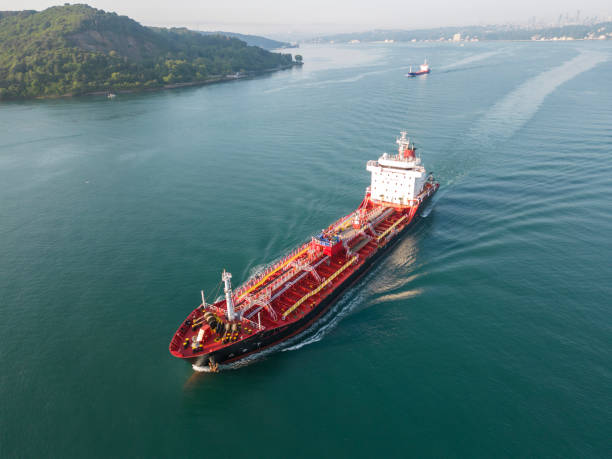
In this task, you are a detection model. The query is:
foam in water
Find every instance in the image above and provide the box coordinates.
[469,50,608,147]
[438,50,503,71]
[435,50,608,189]
[264,66,395,93]
[303,67,396,87]
[372,288,423,304]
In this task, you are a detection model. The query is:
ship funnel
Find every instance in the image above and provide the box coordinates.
[222,270,236,321]
[397,131,414,158]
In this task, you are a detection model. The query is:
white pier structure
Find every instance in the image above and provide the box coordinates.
[366,131,427,208]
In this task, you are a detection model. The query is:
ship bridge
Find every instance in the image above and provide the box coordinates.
[366,131,427,208]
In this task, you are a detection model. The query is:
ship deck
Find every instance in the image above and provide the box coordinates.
[169,204,414,360]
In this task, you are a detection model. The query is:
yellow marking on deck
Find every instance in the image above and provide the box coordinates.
[376,215,408,241]
[237,246,309,300]
[282,256,358,319]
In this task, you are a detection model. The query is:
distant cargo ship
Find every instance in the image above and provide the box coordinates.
[169,132,439,371]
[406,60,430,77]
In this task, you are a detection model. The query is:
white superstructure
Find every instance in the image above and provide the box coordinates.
[366,132,428,207]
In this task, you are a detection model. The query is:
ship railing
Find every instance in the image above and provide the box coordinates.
[416,185,435,200]
[233,242,311,301]
[375,204,419,242]
[237,288,271,312]
[342,207,391,244]
[239,266,296,316]
[270,255,330,302]
[335,206,389,245]
[368,205,387,219]
[328,210,361,233]
[203,304,227,317]
[265,269,298,298]
[241,315,265,331]
[202,302,264,330]
[231,209,369,302]
[376,214,409,242]
[191,302,228,326]
[282,255,359,319]
[356,206,387,230]
[371,207,394,227]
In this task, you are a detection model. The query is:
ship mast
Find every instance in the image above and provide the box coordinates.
[396,131,415,158]
[222,270,236,321]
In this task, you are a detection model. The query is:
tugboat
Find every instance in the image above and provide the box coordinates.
[169,132,439,371]
[406,60,430,77]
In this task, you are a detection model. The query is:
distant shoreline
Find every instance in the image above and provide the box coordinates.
[31,63,303,101]
[311,20,612,45]
[309,38,610,45]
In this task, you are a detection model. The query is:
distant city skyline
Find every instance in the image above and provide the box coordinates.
[1,0,611,39]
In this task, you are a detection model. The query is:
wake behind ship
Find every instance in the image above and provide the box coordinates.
[169,132,439,371]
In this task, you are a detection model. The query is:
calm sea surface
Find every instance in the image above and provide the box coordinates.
[1,42,611,458]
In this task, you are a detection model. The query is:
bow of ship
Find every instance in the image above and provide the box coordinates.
[169,132,439,370]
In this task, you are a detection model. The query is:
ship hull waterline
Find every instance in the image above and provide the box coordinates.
[407,70,430,77]
[183,191,437,369]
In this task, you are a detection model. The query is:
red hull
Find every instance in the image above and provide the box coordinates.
[407,69,430,77]
[169,182,439,367]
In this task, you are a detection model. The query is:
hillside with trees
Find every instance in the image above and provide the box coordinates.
[0,4,297,100]
[199,31,296,50]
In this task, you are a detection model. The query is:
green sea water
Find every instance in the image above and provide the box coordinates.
[1,42,611,458]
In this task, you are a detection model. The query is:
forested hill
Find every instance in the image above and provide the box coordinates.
[0,4,296,100]
[199,31,295,50]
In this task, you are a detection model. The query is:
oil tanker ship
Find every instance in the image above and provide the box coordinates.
[406,60,430,77]
[169,132,439,371]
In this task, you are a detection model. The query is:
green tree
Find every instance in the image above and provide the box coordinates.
[0,4,295,99]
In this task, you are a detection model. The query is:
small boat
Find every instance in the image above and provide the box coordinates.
[406,60,430,77]
[107,92,116,99]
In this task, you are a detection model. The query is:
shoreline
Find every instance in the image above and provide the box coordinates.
[306,38,611,44]
[22,62,303,101]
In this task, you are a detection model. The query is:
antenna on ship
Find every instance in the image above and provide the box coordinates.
[222,270,236,321]
[395,131,416,159]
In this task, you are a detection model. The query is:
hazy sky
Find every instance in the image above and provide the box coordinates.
[2,1,611,38]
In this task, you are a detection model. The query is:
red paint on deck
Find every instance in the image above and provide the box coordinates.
[169,183,439,362]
